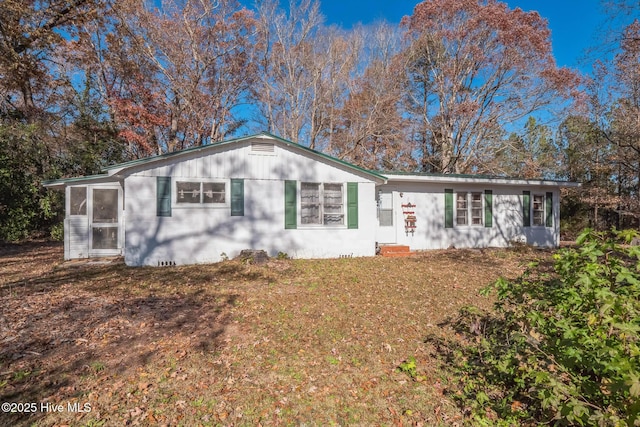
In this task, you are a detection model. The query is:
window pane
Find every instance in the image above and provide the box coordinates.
[177,182,201,203]
[70,187,87,215]
[323,184,343,225]
[378,192,393,226]
[301,183,320,203]
[456,192,467,209]
[471,192,483,225]
[471,193,482,207]
[533,195,544,226]
[456,212,467,225]
[92,226,118,249]
[301,204,321,224]
[93,189,118,223]
[202,182,225,203]
[379,209,393,226]
[323,183,343,217]
[301,183,321,224]
[324,214,344,225]
[456,192,468,225]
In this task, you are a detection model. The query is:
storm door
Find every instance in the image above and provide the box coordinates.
[89,187,121,255]
[376,190,397,244]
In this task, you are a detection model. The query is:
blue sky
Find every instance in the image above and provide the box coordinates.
[317,0,607,70]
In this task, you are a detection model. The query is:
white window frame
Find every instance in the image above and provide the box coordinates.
[174,179,228,208]
[532,194,545,226]
[299,182,346,227]
[456,191,484,227]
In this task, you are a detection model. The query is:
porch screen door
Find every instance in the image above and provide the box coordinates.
[91,188,119,252]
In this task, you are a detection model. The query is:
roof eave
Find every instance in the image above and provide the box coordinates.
[382,173,581,187]
[42,174,113,189]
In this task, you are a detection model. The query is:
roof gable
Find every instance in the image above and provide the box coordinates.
[102,132,386,183]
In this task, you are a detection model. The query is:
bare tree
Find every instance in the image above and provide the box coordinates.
[401,0,581,174]
[253,0,325,146]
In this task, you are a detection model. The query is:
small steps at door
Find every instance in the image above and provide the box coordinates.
[379,245,413,257]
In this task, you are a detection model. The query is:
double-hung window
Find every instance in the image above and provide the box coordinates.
[471,193,483,225]
[301,182,344,225]
[447,190,492,228]
[456,192,483,226]
[176,181,226,205]
[532,194,545,226]
[456,192,468,225]
[523,191,553,228]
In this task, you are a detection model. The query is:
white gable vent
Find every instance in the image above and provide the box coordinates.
[251,141,275,154]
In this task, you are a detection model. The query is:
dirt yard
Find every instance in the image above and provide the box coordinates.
[0,242,548,426]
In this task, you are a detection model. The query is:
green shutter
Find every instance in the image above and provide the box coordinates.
[230,179,244,216]
[523,191,531,227]
[445,189,453,228]
[156,176,171,217]
[347,182,358,229]
[484,190,493,228]
[284,180,297,229]
[546,192,553,227]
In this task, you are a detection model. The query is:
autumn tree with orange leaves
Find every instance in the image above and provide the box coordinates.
[101,0,259,156]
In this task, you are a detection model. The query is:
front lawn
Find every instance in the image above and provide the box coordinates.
[0,242,544,426]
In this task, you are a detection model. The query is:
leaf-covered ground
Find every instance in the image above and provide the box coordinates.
[0,242,548,426]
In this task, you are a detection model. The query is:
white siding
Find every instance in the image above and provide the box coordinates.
[135,140,365,183]
[123,142,378,266]
[376,182,560,250]
[65,217,89,259]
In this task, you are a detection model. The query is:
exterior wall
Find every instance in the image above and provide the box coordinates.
[376,182,560,250]
[65,216,89,259]
[123,140,378,266]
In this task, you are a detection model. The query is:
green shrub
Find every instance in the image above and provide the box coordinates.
[443,229,640,426]
[50,222,64,241]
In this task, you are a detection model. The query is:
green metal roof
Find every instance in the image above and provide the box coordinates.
[101,133,257,171]
[42,132,578,187]
[380,170,578,185]
[42,174,111,188]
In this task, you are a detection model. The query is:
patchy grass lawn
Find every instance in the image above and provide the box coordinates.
[0,242,549,426]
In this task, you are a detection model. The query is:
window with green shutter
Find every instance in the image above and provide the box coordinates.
[545,192,553,227]
[230,179,244,216]
[523,191,531,227]
[157,177,171,217]
[484,190,493,228]
[284,180,297,229]
[445,189,453,228]
[347,182,358,229]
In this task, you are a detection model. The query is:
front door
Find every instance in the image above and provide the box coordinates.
[376,190,397,244]
[89,187,122,256]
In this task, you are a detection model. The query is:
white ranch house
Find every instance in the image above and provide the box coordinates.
[44,133,579,266]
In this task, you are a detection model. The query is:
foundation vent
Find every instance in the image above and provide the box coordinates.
[157,260,176,266]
